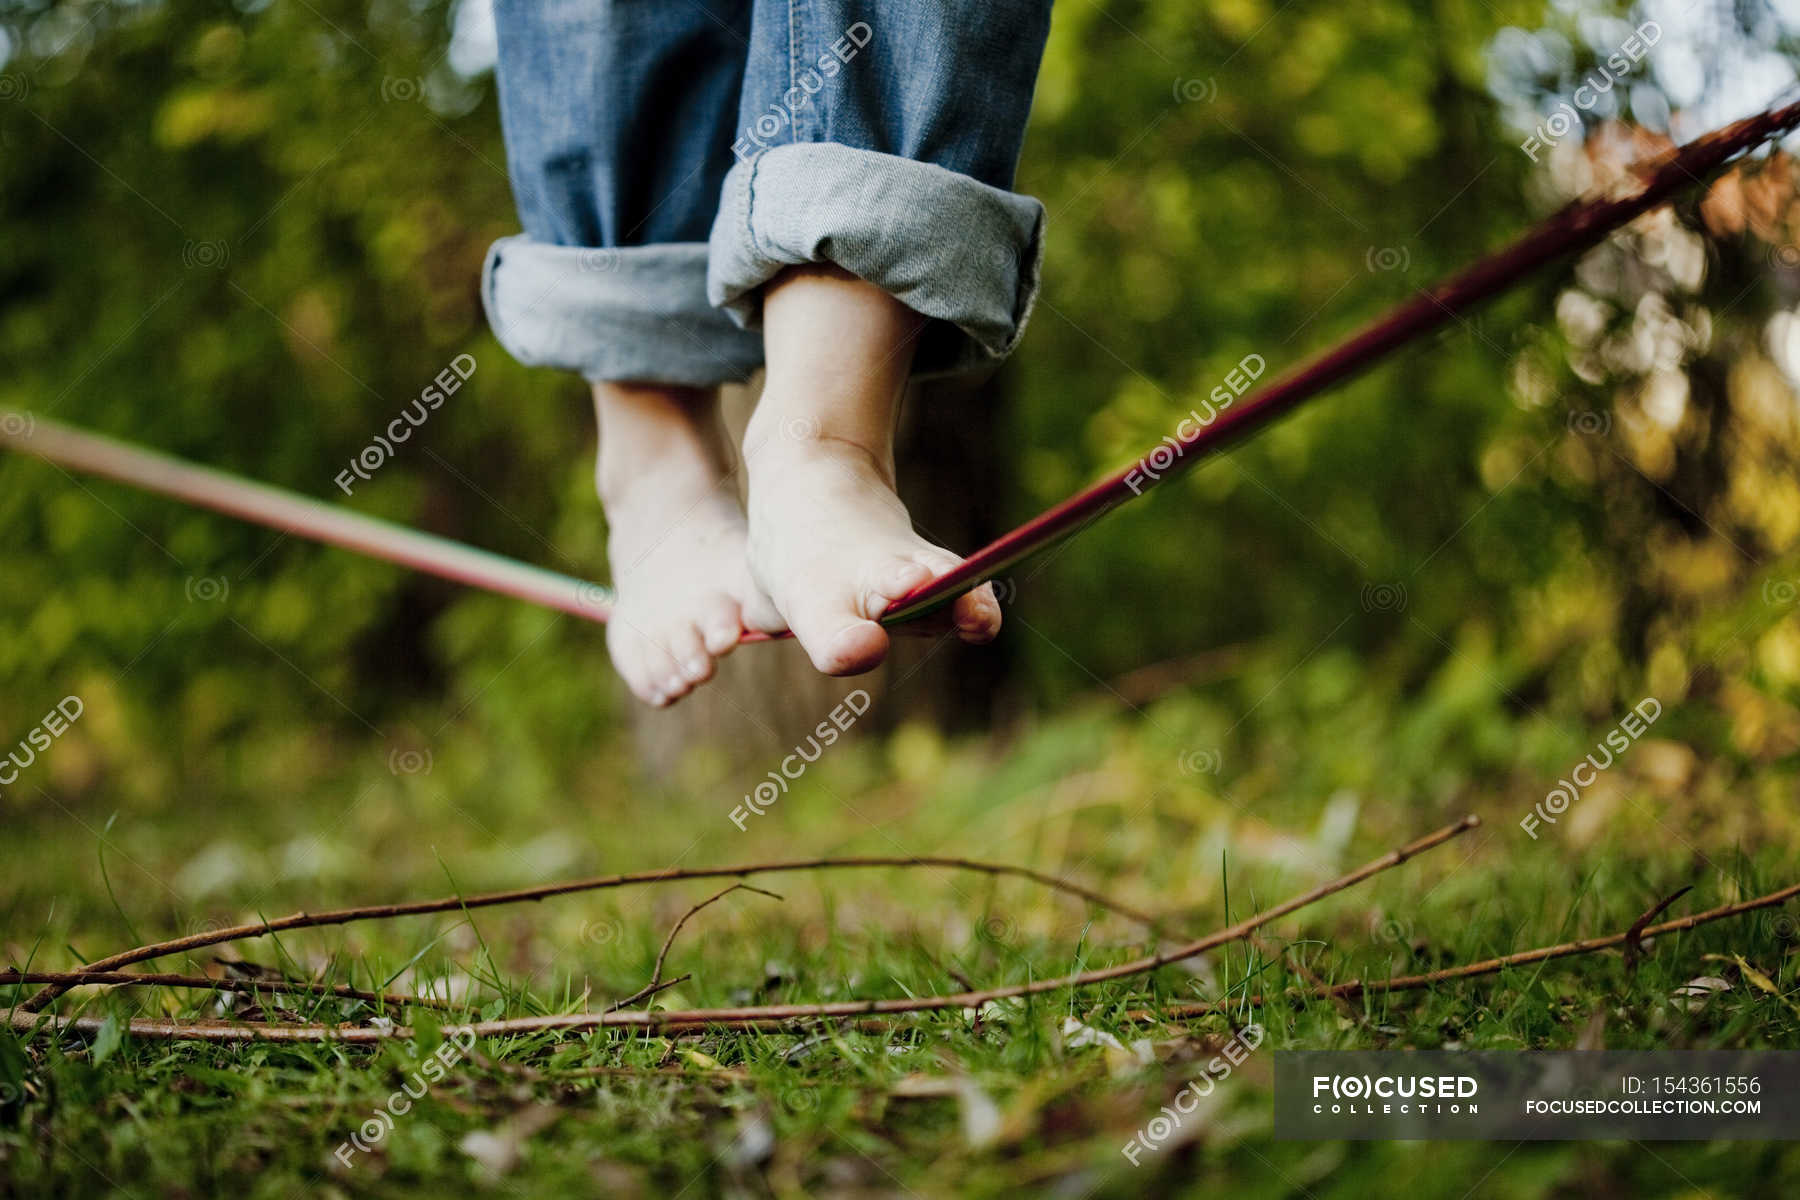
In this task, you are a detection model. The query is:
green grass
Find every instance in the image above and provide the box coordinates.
[6,675,1800,1197]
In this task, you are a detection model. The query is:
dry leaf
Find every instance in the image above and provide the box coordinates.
[722,1110,774,1169]
[1670,975,1732,1011]
[459,1104,561,1179]
[1701,169,1747,237]
[888,1074,963,1100]
[957,1079,1004,1150]
[1733,955,1780,995]
[1730,954,1800,1017]
[1060,1017,1126,1053]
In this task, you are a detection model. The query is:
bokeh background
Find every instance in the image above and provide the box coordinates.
[8,0,1800,1191]
[7,0,1800,870]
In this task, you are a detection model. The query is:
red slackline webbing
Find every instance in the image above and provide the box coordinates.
[878,96,1800,622]
[4,97,1799,640]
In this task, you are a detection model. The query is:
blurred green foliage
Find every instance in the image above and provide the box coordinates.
[8,5,1800,1191]
[3,0,1800,828]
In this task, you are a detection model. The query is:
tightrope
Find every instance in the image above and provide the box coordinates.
[4,97,1798,639]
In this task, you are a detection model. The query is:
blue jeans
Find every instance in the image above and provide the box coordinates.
[482,0,1052,385]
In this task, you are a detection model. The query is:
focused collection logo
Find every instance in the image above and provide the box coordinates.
[1310,1072,1480,1115]
[1277,1050,1800,1140]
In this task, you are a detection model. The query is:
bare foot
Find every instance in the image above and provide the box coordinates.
[743,265,1002,676]
[595,382,783,706]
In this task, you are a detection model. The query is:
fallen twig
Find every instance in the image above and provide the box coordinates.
[19,854,1158,1013]
[634,884,783,1010]
[1624,885,1693,973]
[1139,880,1800,1020]
[603,975,688,1014]
[1249,933,1359,1021]
[0,969,464,1012]
[8,817,1478,1042]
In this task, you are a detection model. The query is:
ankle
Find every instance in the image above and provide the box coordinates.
[750,265,925,486]
[592,382,731,511]
[743,412,897,488]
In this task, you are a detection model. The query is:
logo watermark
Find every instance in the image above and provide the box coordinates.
[1172,76,1217,103]
[732,23,872,159]
[1366,245,1411,273]
[335,353,477,496]
[728,689,871,829]
[388,746,432,776]
[332,1029,477,1168]
[1178,748,1222,775]
[1568,409,1612,436]
[1520,22,1662,162]
[181,239,229,269]
[185,575,228,603]
[1360,581,1407,612]
[1278,1050,1793,1139]
[0,696,84,798]
[1121,1023,1263,1164]
[1311,1071,1479,1114]
[1520,696,1661,838]
[1124,353,1266,495]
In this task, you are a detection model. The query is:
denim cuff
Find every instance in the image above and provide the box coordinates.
[482,236,765,386]
[707,144,1045,377]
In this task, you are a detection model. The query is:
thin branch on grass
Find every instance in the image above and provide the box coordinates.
[1141,880,1800,1019]
[7,816,1479,1042]
[20,854,1158,1013]
[467,1057,762,1085]
[603,974,689,1013]
[1248,933,1358,1021]
[1624,885,1693,972]
[0,969,465,1012]
[638,884,783,1009]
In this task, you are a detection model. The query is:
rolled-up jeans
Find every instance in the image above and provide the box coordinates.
[482,0,1052,385]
